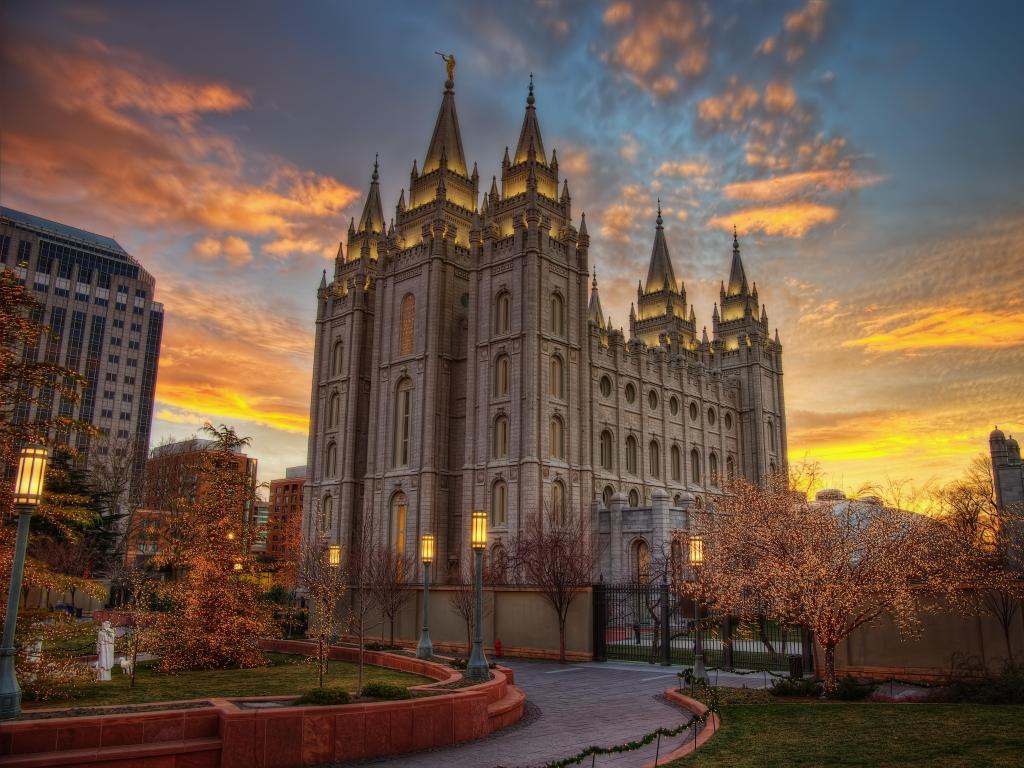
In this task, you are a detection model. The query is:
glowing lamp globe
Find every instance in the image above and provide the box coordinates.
[14,444,49,507]
[471,511,487,551]
[328,545,341,568]
[421,534,435,565]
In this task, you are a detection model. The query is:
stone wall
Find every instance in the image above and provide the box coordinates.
[355,584,594,661]
[831,601,1024,681]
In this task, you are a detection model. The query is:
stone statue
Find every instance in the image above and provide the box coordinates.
[435,51,456,82]
[96,620,115,682]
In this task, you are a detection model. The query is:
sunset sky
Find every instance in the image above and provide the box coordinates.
[2,0,1022,493]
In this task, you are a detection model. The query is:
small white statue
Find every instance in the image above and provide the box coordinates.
[96,620,115,682]
[119,656,134,676]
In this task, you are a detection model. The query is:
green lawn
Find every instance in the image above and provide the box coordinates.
[26,652,431,709]
[670,701,1024,767]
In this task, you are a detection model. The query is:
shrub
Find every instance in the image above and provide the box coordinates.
[365,642,402,651]
[769,677,823,698]
[449,658,468,670]
[294,687,351,706]
[833,675,877,701]
[938,673,1024,704]
[361,681,411,700]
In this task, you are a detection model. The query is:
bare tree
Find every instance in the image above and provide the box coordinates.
[347,509,382,691]
[109,562,154,688]
[297,510,348,688]
[509,506,599,664]
[447,561,494,657]
[368,545,416,647]
[677,472,970,691]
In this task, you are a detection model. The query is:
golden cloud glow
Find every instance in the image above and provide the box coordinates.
[710,202,838,237]
[656,160,710,178]
[842,308,1024,353]
[763,81,797,113]
[698,78,759,124]
[192,235,253,266]
[603,2,632,25]
[2,38,359,260]
[723,170,885,202]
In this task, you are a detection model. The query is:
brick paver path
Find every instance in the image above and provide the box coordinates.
[341,659,729,768]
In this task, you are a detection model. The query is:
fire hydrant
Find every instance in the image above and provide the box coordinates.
[495,639,503,658]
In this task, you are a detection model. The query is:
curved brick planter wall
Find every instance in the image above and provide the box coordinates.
[640,690,720,768]
[0,639,525,768]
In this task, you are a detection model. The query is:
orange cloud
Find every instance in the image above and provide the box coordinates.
[763,81,797,113]
[192,235,253,266]
[604,0,710,93]
[153,280,314,434]
[557,144,592,176]
[698,78,759,124]
[723,170,885,202]
[785,0,828,41]
[710,202,837,237]
[842,308,1024,353]
[656,160,710,178]
[1,38,359,261]
[599,203,640,242]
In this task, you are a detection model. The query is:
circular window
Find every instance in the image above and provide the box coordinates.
[600,376,612,398]
[707,408,716,426]
[648,390,658,410]
[689,402,698,421]
[669,396,679,416]
[724,412,733,430]
[625,383,636,403]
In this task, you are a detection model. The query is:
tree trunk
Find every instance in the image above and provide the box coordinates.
[558,618,567,664]
[389,617,395,648]
[823,643,836,692]
[318,638,324,687]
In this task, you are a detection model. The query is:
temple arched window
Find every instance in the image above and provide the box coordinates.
[549,354,564,399]
[550,415,565,459]
[494,354,510,397]
[495,291,511,334]
[551,480,566,525]
[600,430,614,470]
[625,435,638,474]
[691,448,701,484]
[649,440,660,478]
[671,445,682,482]
[325,442,337,477]
[390,491,407,554]
[492,480,508,526]
[550,292,565,336]
[493,415,509,458]
[394,378,413,466]
[328,391,340,428]
[331,340,344,376]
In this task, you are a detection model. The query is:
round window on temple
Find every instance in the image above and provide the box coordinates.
[689,401,698,421]
[625,383,636,403]
[724,412,733,431]
[600,375,612,398]
[648,390,658,410]
[707,408,716,426]
[669,396,679,416]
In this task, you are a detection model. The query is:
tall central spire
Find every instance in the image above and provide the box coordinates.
[727,225,748,296]
[643,201,678,294]
[513,73,547,165]
[423,73,467,176]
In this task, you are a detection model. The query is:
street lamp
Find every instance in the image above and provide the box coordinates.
[328,545,341,568]
[416,534,435,659]
[1,444,50,720]
[466,511,489,681]
[688,533,707,683]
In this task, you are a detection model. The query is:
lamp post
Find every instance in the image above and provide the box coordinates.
[1,444,50,720]
[466,511,489,682]
[688,533,707,683]
[416,535,434,659]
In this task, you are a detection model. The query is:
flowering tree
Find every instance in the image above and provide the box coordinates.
[150,424,276,671]
[937,455,1024,670]
[676,473,962,690]
[509,506,599,664]
[297,511,347,687]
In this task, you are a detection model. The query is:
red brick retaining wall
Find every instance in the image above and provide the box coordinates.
[0,639,525,768]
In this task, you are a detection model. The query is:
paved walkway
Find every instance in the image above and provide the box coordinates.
[340,659,732,768]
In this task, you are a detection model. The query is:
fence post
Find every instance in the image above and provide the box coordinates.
[801,625,814,674]
[592,582,607,662]
[660,580,671,666]
[722,615,734,671]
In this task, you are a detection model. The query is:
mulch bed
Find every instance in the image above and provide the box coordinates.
[19,700,213,721]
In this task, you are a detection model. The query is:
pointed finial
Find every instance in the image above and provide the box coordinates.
[733,224,739,250]
[527,72,535,106]
[372,153,379,182]
[656,198,663,227]
[592,266,598,288]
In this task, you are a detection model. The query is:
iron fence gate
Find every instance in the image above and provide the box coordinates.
[592,581,813,674]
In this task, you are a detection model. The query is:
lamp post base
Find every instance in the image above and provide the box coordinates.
[466,550,489,682]
[416,630,433,660]
[0,648,22,720]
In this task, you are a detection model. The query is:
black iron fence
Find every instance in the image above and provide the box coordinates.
[592,581,813,674]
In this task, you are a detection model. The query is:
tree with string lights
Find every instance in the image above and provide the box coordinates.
[297,505,346,687]
[675,471,967,691]
[149,424,276,672]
